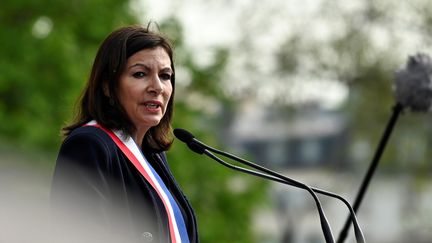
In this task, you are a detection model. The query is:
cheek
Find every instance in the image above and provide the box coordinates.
[117,84,138,112]
[117,90,130,108]
[162,89,173,113]
[164,84,173,101]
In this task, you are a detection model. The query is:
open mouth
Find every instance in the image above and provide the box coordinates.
[144,103,160,109]
[142,101,163,111]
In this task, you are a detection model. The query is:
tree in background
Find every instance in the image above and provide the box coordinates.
[284,0,432,174]
[0,0,137,150]
[0,1,267,242]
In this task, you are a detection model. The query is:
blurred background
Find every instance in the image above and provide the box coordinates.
[2,0,432,242]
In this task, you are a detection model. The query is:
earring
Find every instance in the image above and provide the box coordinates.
[109,98,115,106]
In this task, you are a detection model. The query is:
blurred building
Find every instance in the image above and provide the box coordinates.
[224,101,432,243]
[228,102,350,170]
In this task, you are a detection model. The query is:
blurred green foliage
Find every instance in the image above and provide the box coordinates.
[0,1,267,242]
[0,0,136,150]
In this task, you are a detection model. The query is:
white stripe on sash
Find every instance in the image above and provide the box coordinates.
[86,121,182,243]
[113,130,182,242]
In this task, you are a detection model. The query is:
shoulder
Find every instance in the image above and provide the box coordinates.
[65,126,112,144]
[62,126,117,151]
[58,126,118,165]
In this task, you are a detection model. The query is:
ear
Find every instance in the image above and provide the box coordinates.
[103,81,110,97]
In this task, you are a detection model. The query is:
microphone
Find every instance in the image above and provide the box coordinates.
[173,128,205,154]
[394,53,432,112]
[338,53,432,243]
[174,128,366,243]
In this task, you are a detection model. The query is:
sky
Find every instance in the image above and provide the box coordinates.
[131,0,432,110]
[132,0,350,110]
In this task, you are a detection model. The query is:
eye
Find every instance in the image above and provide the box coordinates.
[133,71,146,78]
[159,73,172,81]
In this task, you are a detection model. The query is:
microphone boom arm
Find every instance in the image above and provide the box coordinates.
[173,128,365,243]
[198,140,365,243]
[202,149,336,243]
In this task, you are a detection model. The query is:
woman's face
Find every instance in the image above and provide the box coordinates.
[117,46,173,135]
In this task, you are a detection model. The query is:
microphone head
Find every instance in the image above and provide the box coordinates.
[173,128,206,154]
[173,128,195,144]
[394,53,432,112]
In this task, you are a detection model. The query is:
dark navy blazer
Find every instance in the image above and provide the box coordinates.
[51,126,198,243]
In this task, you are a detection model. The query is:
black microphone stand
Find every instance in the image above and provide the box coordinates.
[199,141,365,243]
[174,128,365,243]
[202,148,336,243]
[337,103,403,243]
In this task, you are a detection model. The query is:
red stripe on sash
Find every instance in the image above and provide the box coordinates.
[87,123,179,243]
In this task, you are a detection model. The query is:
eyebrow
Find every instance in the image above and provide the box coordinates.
[128,63,173,73]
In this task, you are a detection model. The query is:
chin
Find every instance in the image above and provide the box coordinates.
[143,119,162,127]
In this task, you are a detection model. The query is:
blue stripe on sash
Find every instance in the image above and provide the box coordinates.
[144,155,190,243]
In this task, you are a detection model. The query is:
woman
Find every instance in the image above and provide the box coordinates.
[51,25,198,243]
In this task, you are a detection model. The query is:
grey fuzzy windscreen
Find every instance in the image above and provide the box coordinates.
[394,53,432,112]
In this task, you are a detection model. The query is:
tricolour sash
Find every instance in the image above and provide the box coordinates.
[86,121,189,243]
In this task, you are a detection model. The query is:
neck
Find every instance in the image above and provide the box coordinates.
[132,127,149,148]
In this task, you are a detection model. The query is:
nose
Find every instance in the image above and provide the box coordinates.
[147,75,163,94]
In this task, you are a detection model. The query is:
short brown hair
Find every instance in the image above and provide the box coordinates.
[63,25,175,152]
